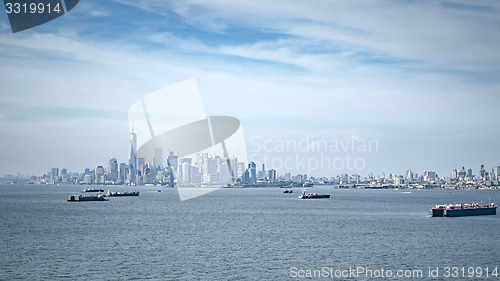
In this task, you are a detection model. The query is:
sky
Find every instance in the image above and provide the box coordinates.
[0,0,499,177]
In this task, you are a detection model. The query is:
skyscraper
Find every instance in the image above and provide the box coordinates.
[96,166,105,184]
[249,162,257,183]
[108,157,118,182]
[129,127,137,184]
[119,162,128,184]
[153,147,163,168]
[493,166,500,181]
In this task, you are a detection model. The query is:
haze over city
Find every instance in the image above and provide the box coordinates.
[1,0,499,177]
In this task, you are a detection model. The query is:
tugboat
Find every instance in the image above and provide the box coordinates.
[298,190,330,199]
[430,200,497,217]
[67,194,107,202]
[283,189,293,193]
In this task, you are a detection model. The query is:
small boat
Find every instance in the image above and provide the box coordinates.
[298,190,330,199]
[106,190,140,197]
[67,194,107,202]
[283,189,293,193]
[157,189,162,192]
[82,188,105,192]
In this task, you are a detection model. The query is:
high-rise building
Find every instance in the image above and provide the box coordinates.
[248,162,257,183]
[119,162,128,184]
[407,170,413,181]
[457,167,466,180]
[203,157,218,183]
[167,152,178,174]
[268,169,276,182]
[220,163,231,183]
[154,147,163,168]
[129,128,137,184]
[96,166,105,184]
[108,157,118,182]
[479,164,485,179]
[237,162,245,181]
[493,166,500,181]
[51,168,59,179]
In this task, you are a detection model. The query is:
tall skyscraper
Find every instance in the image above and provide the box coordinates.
[407,170,413,181]
[466,168,472,179]
[237,162,245,181]
[154,147,163,168]
[129,127,137,184]
[249,162,257,183]
[108,157,118,182]
[119,162,128,184]
[96,166,105,184]
[493,166,500,181]
[51,168,59,179]
[479,164,485,180]
[458,167,466,180]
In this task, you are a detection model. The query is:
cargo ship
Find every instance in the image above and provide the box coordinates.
[298,190,330,199]
[430,201,497,217]
[283,189,293,193]
[67,194,107,202]
[106,190,139,197]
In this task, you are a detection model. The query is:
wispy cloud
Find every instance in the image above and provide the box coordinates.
[109,0,500,74]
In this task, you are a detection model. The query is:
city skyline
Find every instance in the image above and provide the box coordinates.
[1,1,500,176]
[5,151,499,186]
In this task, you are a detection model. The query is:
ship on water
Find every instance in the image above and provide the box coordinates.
[430,200,497,217]
[82,188,105,192]
[106,190,139,197]
[298,190,330,199]
[283,189,293,193]
[67,194,107,202]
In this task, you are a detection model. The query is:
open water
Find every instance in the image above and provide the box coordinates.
[1,185,499,280]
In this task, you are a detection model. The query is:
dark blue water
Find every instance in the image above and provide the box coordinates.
[1,185,499,280]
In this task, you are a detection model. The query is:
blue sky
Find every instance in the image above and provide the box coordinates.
[0,0,499,177]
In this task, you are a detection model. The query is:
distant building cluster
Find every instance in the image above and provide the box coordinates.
[3,126,499,189]
[26,154,280,186]
[305,165,500,189]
